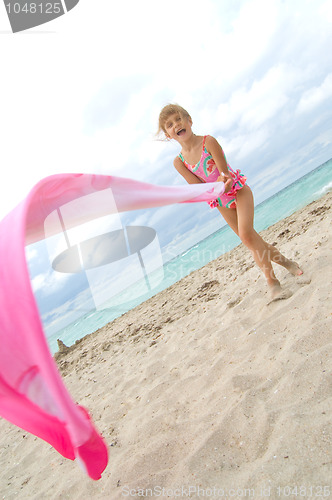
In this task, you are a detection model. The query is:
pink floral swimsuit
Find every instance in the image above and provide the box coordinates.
[179,135,247,209]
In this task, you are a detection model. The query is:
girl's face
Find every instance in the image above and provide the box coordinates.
[164,113,193,141]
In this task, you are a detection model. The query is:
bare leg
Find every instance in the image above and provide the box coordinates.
[217,186,301,300]
[264,242,303,276]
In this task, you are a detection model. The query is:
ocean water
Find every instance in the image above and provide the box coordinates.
[47,159,332,354]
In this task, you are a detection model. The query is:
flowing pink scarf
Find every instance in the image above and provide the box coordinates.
[0,173,224,479]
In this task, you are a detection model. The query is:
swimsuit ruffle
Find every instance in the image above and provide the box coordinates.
[208,169,247,209]
[208,199,221,208]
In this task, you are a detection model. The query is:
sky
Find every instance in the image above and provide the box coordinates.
[1,0,332,334]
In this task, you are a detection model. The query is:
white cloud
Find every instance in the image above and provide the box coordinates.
[221,0,279,74]
[320,0,332,22]
[31,273,46,293]
[31,269,72,295]
[296,73,332,114]
[200,63,304,136]
[220,128,270,160]
[25,245,38,262]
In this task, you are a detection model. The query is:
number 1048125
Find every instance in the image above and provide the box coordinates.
[5,3,62,15]
[277,486,331,497]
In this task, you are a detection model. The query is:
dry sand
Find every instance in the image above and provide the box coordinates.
[0,192,331,499]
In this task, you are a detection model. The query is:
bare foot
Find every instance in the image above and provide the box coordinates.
[267,281,292,305]
[284,260,311,284]
[282,259,303,276]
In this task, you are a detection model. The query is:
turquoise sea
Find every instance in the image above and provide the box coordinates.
[47,159,332,354]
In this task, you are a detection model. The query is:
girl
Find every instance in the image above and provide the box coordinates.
[158,104,303,302]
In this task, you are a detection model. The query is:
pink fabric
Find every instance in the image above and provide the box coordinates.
[0,173,224,479]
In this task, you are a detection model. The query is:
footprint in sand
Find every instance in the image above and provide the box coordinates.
[267,287,293,306]
[267,271,312,306]
[295,276,312,285]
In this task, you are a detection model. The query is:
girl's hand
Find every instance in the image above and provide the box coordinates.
[217,174,233,193]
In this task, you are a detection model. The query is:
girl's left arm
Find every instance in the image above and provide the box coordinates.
[205,135,233,192]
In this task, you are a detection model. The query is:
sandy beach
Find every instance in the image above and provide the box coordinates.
[0,191,331,499]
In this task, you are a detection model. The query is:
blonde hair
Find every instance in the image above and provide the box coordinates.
[157,103,191,138]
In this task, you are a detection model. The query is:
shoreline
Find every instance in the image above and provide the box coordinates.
[0,191,331,498]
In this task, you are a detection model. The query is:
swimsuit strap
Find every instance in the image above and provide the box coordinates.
[178,136,209,167]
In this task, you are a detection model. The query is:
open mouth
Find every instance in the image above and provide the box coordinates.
[177,129,186,136]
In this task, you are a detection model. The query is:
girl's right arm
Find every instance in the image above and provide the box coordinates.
[173,157,204,184]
